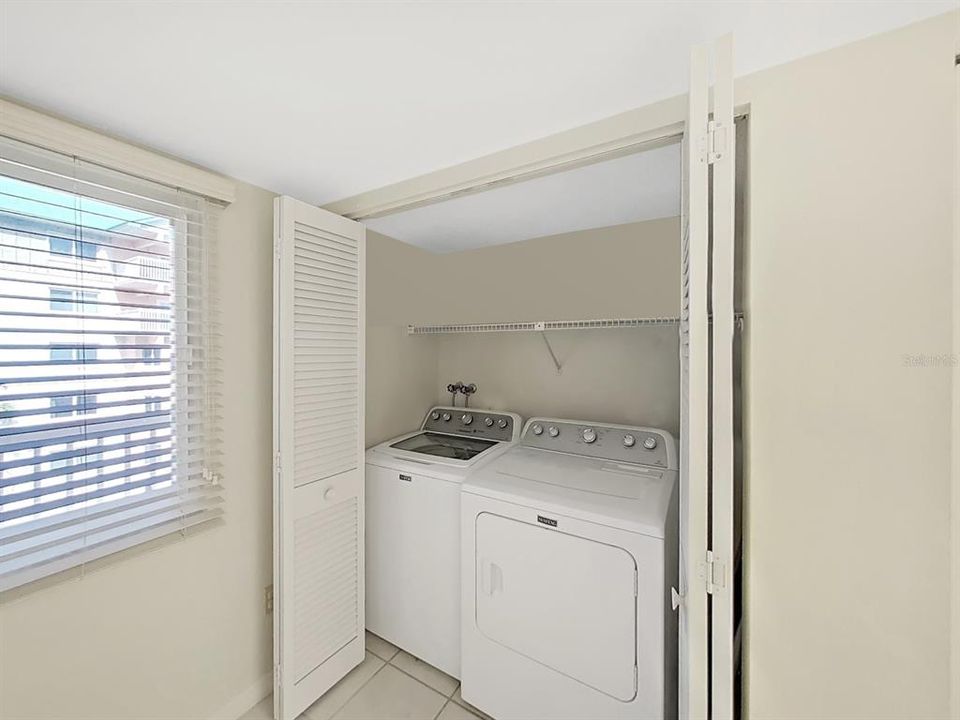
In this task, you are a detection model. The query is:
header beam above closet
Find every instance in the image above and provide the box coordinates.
[325,96,689,221]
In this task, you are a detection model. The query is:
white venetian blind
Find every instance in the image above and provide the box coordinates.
[0,135,223,591]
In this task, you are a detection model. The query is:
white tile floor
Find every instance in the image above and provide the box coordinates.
[241,632,492,720]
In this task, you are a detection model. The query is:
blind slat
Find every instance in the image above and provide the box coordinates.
[0,382,171,402]
[0,394,171,421]
[2,459,173,505]
[1,371,170,385]
[0,408,170,439]
[0,223,172,258]
[0,471,174,522]
[0,419,172,453]
[1,445,174,488]
[0,292,171,312]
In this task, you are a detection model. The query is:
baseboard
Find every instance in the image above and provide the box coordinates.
[208,672,272,720]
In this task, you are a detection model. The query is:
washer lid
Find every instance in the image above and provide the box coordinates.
[462,446,677,537]
[388,431,497,461]
[365,429,516,484]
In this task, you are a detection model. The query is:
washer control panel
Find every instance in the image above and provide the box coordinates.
[422,406,517,442]
[522,418,675,469]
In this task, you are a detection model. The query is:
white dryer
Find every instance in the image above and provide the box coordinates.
[461,417,678,720]
[366,406,521,678]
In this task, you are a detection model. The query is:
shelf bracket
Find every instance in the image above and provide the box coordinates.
[536,323,563,374]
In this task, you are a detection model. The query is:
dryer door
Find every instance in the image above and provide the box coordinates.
[475,512,637,700]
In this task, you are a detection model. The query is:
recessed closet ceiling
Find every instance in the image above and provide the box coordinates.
[366,143,680,253]
[0,1,952,207]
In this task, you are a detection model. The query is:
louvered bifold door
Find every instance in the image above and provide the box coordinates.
[683,35,738,720]
[709,34,737,720]
[273,196,366,720]
[680,41,711,720]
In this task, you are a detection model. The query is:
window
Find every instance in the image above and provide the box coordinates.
[0,135,223,591]
[47,348,97,419]
[49,345,97,362]
[48,287,73,312]
[48,236,97,260]
[49,395,76,418]
[48,288,97,313]
[48,235,72,256]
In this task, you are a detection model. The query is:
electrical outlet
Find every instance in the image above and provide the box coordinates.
[265,584,274,615]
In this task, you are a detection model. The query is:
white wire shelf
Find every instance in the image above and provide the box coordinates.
[406,317,682,335]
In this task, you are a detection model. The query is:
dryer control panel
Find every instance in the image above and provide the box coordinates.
[421,406,520,442]
[521,418,677,470]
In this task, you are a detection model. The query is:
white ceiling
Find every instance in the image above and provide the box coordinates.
[0,1,954,208]
[366,143,680,253]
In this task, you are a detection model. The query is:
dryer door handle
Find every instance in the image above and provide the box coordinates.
[480,558,503,596]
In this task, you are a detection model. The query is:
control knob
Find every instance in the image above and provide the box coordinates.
[622,434,636,448]
[497,418,508,429]
[461,414,474,425]
[442,412,451,422]
[548,426,560,438]
[484,417,494,427]
[643,436,658,450]
[430,411,440,420]
[581,428,597,444]
[531,423,544,436]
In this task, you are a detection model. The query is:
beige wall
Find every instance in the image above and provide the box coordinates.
[434,327,680,435]
[0,181,276,720]
[365,218,682,440]
[738,12,958,719]
[365,230,439,446]
[426,217,680,324]
[428,218,681,433]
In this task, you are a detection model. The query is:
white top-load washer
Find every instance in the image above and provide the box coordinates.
[366,405,521,678]
[461,417,678,720]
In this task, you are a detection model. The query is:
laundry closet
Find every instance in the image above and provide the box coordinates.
[272,37,742,720]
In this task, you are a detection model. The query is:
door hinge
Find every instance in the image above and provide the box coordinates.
[703,120,728,165]
[274,663,281,687]
[699,550,726,595]
[274,451,282,481]
[274,236,282,260]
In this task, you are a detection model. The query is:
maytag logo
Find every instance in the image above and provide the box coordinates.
[537,515,558,527]
[399,474,412,482]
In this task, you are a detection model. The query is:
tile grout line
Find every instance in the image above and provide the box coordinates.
[303,635,467,720]
[367,637,471,717]
[432,698,451,720]
[315,654,389,720]
[384,650,460,700]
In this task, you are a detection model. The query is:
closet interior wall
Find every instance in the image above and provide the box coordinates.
[365,216,682,445]
[365,230,440,446]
